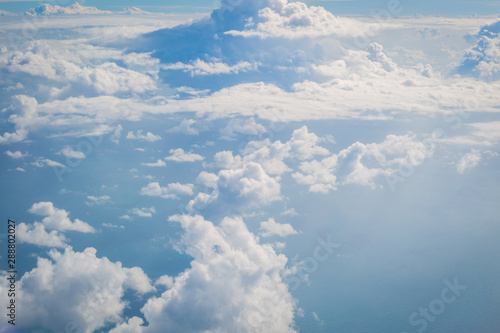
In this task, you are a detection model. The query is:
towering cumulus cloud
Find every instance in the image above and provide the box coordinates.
[111,215,296,333]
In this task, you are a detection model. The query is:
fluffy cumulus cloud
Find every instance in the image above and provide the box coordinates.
[140,182,194,199]
[111,215,296,333]
[86,195,111,206]
[28,201,95,233]
[163,59,256,76]
[456,149,498,173]
[459,21,500,80]
[5,150,28,159]
[166,119,199,135]
[219,117,267,138]
[260,218,299,237]
[165,148,204,162]
[225,1,381,39]
[127,130,162,142]
[130,206,156,218]
[2,247,154,333]
[17,202,95,247]
[293,133,432,192]
[17,222,68,248]
[188,161,282,214]
[214,126,329,176]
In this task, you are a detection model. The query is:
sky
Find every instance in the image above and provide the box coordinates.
[0,0,500,333]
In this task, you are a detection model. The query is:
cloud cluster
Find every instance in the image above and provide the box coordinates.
[111,214,296,333]
[225,1,381,39]
[260,218,299,237]
[1,247,154,333]
[140,182,194,199]
[165,148,204,162]
[293,133,432,192]
[459,21,500,80]
[18,202,95,248]
[188,161,282,215]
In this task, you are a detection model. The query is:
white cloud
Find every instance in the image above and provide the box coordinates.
[281,208,298,216]
[214,125,329,176]
[114,214,296,333]
[111,317,145,333]
[166,119,199,135]
[29,201,95,233]
[17,222,68,248]
[86,195,111,206]
[130,207,156,218]
[31,158,66,168]
[162,59,256,76]
[140,182,194,199]
[165,148,204,162]
[5,150,28,159]
[441,121,500,146]
[111,125,123,144]
[188,161,282,214]
[260,218,299,237]
[59,147,86,159]
[25,3,112,16]
[15,167,26,172]
[102,223,125,229]
[126,130,162,142]
[293,133,432,192]
[219,117,267,138]
[456,149,498,173]
[457,150,482,174]
[225,1,383,39]
[459,20,500,80]
[155,275,174,289]
[141,159,166,167]
[13,247,154,332]
[196,171,219,188]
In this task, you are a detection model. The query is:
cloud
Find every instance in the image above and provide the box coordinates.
[293,133,432,192]
[219,117,267,138]
[224,1,382,39]
[281,207,298,216]
[196,171,219,188]
[260,218,299,237]
[163,59,256,76]
[86,195,111,206]
[5,150,28,159]
[140,182,194,199]
[130,207,156,218]
[17,222,68,248]
[141,159,166,167]
[25,3,112,16]
[102,223,125,229]
[457,150,482,174]
[457,149,498,173]
[29,201,95,233]
[31,158,66,168]
[11,247,154,332]
[214,125,329,176]
[111,125,123,144]
[59,147,86,159]
[441,121,500,146]
[459,20,500,80]
[113,214,296,333]
[127,130,162,142]
[166,119,199,135]
[165,148,204,162]
[188,161,282,214]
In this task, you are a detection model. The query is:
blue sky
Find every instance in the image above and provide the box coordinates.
[1,0,500,15]
[0,0,500,332]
